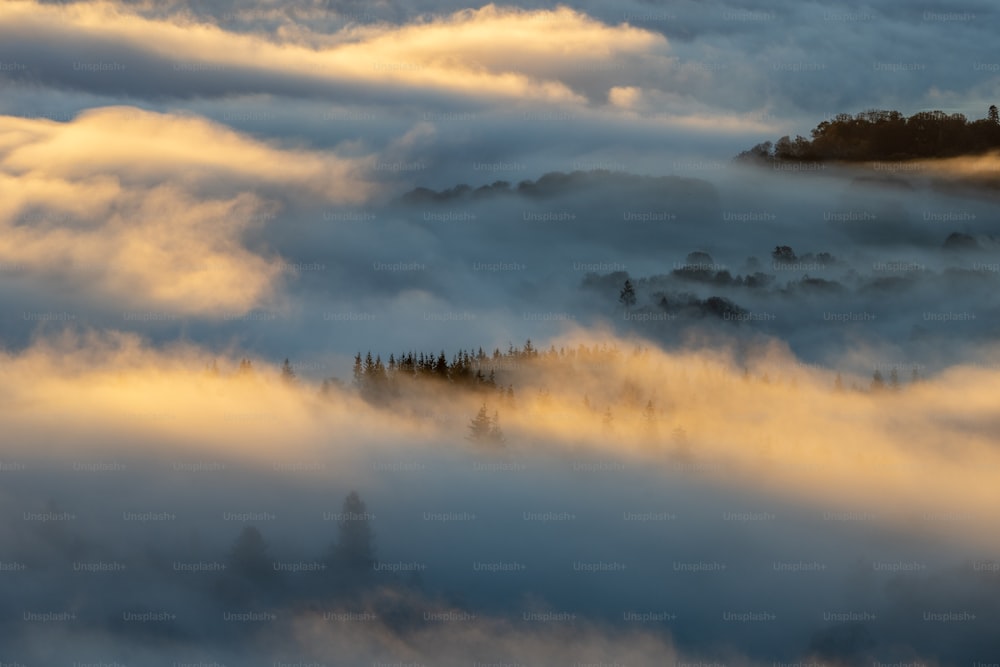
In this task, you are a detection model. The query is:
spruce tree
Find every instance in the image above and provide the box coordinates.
[619,279,637,310]
[332,491,375,571]
[467,404,493,442]
[488,410,506,445]
[352,353,363,387]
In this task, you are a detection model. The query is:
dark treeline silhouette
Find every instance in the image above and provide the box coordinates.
[351,346,519,403]
[401,169,716,204]
[350,339,623,404]
[353,338,618,400]
[347,340,639,444]
[737,106,1000,163]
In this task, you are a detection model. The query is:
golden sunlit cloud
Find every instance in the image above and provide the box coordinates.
[496,329,1000,551]
[4,328,999,552]
[0,1,669,105]
[0,107,376,315]
[0,107,373,201]
[608,85,642,109]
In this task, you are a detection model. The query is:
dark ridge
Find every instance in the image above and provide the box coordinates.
[400,169,716,204]
[737,106,1000,163]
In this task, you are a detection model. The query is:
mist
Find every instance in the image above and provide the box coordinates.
[3,0,1000,664]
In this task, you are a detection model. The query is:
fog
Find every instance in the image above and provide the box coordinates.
[2,0,1000,664]
[1,331,999,665]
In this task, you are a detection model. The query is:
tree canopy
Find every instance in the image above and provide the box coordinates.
[737,107,1000,163]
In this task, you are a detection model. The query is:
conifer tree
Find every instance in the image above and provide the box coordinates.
[467,404,493,442]
[619,279,637,310]
[488,410,505,445]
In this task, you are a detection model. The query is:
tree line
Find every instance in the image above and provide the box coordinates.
[737,106,1000,163]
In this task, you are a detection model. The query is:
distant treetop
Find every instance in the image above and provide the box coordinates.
[737,106,1000,163]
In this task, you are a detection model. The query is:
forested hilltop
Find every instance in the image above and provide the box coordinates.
[737,106,1000,163]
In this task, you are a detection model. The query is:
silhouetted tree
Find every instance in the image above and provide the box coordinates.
[744,108,1000,162]
[619,279,637,310]
[331,491,375,571]
[772,245,797,264]
[228,526,272,581]
[685,251,714,266]
[434,351,449,377]
[488,410,505,445]
[468,404,492,441]
[468,404,503,445]
[352,353,363,387]
[735,140,773,162]
[871,370,886,392]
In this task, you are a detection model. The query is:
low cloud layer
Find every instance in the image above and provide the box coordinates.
[1,331,1000,664]
[0,106,374,317]
[3,0,999,664]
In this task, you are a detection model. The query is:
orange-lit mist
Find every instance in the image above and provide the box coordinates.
[2,327,998,553]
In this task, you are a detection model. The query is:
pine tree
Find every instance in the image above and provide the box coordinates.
[434,351,449,377]
[467,404,493,442]
[619,279,637,310]
[834,373,844,392]
[488,410,506,445]
[990,104,999,125]
[352,353,363,387]
[228,526,272,580]
[888,368,900,391]
[331,491,375,570]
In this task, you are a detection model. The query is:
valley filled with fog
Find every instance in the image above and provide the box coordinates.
[1,1,999,665]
